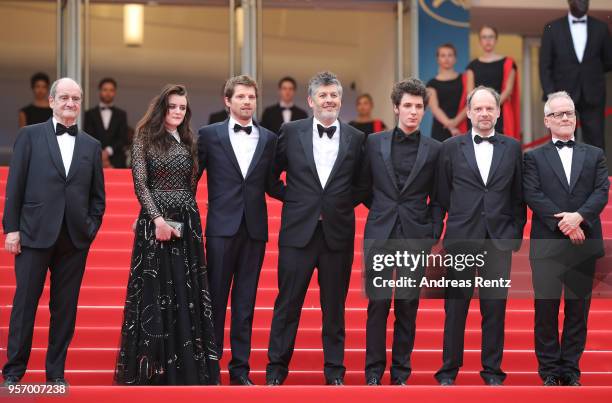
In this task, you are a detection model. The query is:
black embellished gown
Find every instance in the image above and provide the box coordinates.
[114,136,220,385]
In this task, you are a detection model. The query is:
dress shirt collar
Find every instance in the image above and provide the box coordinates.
[471,129,496,141]
[279,101,294,109]
[551,135,576,145]
[394,127,420,143]
[568,12,587,24]
[313,117,339,134]
[229,116,255,133]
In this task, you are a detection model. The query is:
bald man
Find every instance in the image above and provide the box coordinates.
[2,78,106,386]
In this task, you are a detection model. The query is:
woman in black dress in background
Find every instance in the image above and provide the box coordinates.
[349,94,387,136]
[18,72,52,127]
[466,25,520,140]
[426,43,467,142]
[115,84,220,385]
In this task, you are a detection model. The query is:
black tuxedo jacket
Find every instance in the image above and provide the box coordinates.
[3,118,106,249]
[261,103,308,134]
[539,15,612,105]
[197,119,284,242]
[436,132,526,251]
[275,118,364,250]
[355,131,444,242]
[524,141,609,259]
[84,105,128,167]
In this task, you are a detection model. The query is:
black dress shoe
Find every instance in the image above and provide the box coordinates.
[439,378,454,386]
[391,379,407,386]
[484,378,503,386]
[2,376,20,387]
[543,376,559,386]
[230,376,255,386]
[561,376,581,386]
[266,378,281,386]
[326,378,344,386]
[366,377,381,385]
[46,378,69,386]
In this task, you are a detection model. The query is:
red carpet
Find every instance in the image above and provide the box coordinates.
[0,167,611,402]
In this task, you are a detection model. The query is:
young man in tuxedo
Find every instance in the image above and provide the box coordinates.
[197,75,284,385]
[266,71,364,386]
[539,0,612,150]
[260,76,308,134]
[434,86,526,386]
[2,78,106,387]
[355,78,443,385]
[84,77,129,168]
[524,91,609,386]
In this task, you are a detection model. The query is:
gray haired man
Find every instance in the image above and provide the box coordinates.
[265,71,364,385]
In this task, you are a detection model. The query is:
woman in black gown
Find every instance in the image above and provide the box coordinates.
[18,72,52,127]
[115,84,220,385]
[426,43,467,142]
[466,25,519,137]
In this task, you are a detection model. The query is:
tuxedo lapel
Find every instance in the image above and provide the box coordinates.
[401,136,429,193]
[459,134,485,186]
[215,120,242,177]
[44,119,67,179]
[298,118,322,188]
[486,134,507,184]
[380,131,398,192]
[66,132,83,182]
[584,18,595,60]
[569,143,586,193]
[561,19,580,64]
[245,124,267,179]
[326,122,352,188]
[543,142,570,192]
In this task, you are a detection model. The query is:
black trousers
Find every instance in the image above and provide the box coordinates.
[2,221,88,380]
[531,253,596,382]
[435,242,511,383]
[364,222,424,383]
[266,223,353,384]
[206,218,265,379]
[577,97,606,150]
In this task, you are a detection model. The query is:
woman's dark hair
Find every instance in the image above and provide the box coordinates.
[30,72,50,89]
[134,84,197,173]
[479,25,498,39]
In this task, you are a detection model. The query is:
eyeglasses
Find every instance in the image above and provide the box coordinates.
[546,110,576,119]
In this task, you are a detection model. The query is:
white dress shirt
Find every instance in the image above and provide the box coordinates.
[280,101,293,124]
[568,13,587,63]
[228,116,259,178]
[99,103,114,156]
[53,117,76,175]
[552,136,575,185]
[472,129,495,185]
[312,118,340,188]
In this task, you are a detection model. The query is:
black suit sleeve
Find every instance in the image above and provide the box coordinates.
[539,23,555,99]
[577,148,610,227]
[604,23,612,72]
[2,128,31,233]
[197,128,207,180]
[83,110,95,139]
[523,151,562,232]
[114,110,128,155]
[88,141,106,234]
[275,122,289,177]
[353,137,373,208]
[265,134,286,201]
[435,142,452,214]
[429,144,445,239]
[260,107,274,132]
[511,143,527,236]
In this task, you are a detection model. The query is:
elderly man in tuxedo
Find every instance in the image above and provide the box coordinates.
[434,86,526,386]
[198,75,284,386]
[2,78,106,386]
[266,71,364,386]
[539,0,612,150]
[355,78,444,386]
[524,91,609,386]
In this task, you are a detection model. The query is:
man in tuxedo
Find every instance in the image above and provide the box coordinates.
[539,0,612,150]
[266,71,364,385]
[84,77,129,167]
[198,75,284,386]
[434,86,526,386]
[524,91,609,386]
[355,78,443,385]
[2,78,106,386]
[260,76,308,134]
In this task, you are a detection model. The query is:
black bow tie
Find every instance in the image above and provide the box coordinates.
[100,106,111,111]
[56,123,78,136]
[233,123,252,134]
[554,139,575,149]
[473,134,496,144]
[572,19,586,24]
[317,124,336,139]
